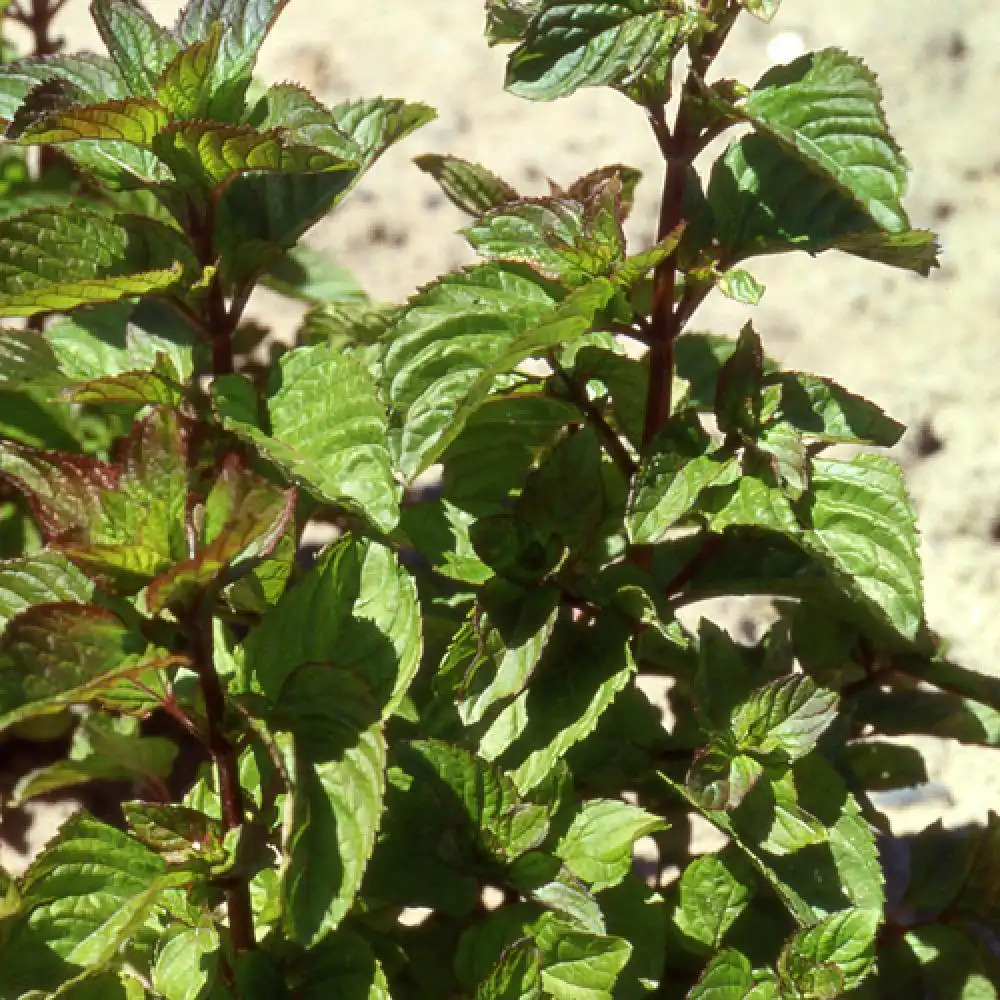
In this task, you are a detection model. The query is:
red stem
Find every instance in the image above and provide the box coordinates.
[190,599,255,953]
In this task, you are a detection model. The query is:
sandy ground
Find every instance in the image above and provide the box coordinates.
[2,1,999,869]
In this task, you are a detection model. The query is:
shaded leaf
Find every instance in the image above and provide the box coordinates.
[766,371,904,447]
[490,612,635,793]
[505,2,706,104]
[452,584,561,727]
[477,938,543,1000]
[409,739,550,861]
[284,725,386,945]
[686,749,763,812]
[627,412,739,545]
[260,244,366,304]
[0,602,185,731]
[245,537,420,719]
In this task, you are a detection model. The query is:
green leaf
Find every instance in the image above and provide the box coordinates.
[284,725,386,945]
[0,209,194,317]
[154,24,224,120]
[245,537,420,720]
[778,908,877,994]
[260,244,366,304]
[686,749,763,811]
[386,268,612,479]
[554,799,666,891]
[718,268,765,305]
[0,53,127,122]
[0,407,190,591]
[146,458,294,613]
[175,0,290,87]
[534,914,632,1000]
[45,301,196,384]
[465,187,626,287]
[803,454,923,641]
[58,368,184,407]
[408,740,550,861]
[441,394,577,508]
[490,612,635,793]
[451,584,561,726]
[627,412,739,545]
[329,96,437,172]
[0,813,173,997]
[707,50,940,275]
[673,852,755,953]
[765,372,904,447]
[6,91,170,186]
[730,674,839,761]
[0,602,184,731]
[153,925,223,1000]
[415,153,518,215]
[504,1,705,104]
[13,714,177,806]
[214,345,399,532]
[153,121,353,191]
[688,949,777,1000]
[700,474,799,535]
[477,938,543,1000]
[738,50,910,233]
[0,551,92,630]
[740,0,781,22]
[92,0,180,98]
[0,326,68,392]
[486,0,545,46]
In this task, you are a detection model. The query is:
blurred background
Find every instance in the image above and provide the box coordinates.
[2,0,997,860]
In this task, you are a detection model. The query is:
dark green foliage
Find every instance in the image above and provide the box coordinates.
[0,1,991,998]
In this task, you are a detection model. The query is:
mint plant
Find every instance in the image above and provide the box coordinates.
[0,0,997,997]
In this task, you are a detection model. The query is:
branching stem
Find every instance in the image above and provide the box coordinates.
[549,353,637,479]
